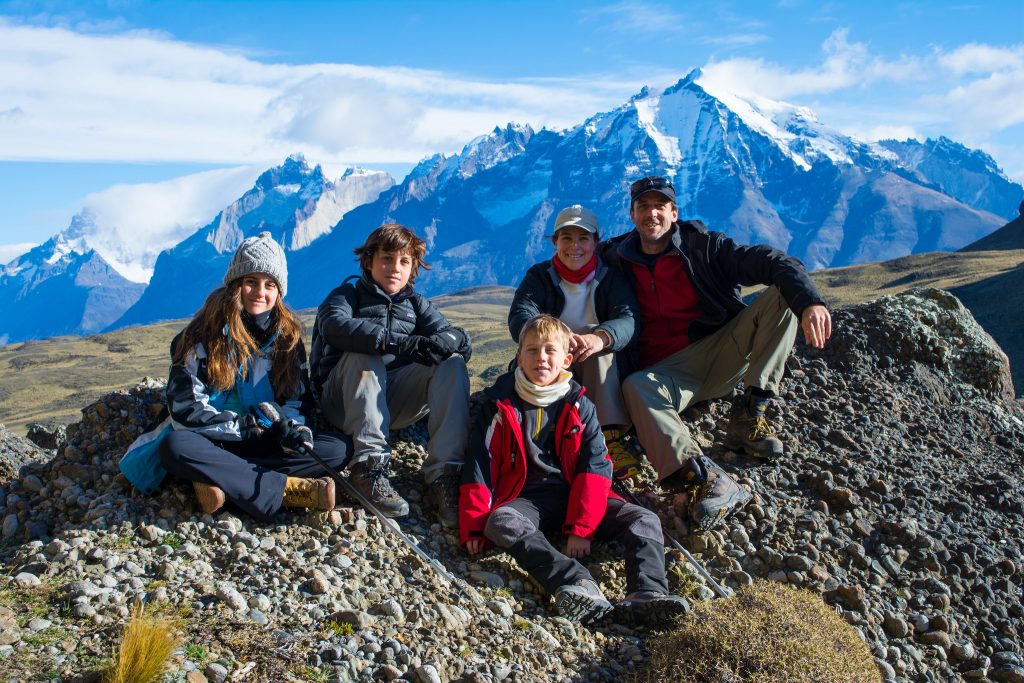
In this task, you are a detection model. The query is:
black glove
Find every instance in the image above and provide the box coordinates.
[277,420,314,455]
[239,412,266,441]
[393,334,447,366]
[430,327,472,362]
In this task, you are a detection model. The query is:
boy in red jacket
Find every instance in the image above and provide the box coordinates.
[460,314,689,625]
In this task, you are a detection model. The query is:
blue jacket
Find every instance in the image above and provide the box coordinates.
[165,330,308,440]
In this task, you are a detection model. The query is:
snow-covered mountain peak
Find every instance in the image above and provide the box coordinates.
[458,123,535,178]
[201,156,393,253]
[691,72,858,168]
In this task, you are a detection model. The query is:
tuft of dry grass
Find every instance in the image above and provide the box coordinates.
[102,605,179,683]
[632,580,882,683]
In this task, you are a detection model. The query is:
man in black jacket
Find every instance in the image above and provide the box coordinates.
[602,176,832,530]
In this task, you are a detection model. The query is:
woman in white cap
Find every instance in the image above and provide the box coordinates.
[157,231,351,520]
[508,205,642,479]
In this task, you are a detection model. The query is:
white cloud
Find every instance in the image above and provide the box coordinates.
[80,165,263,281]
[700,29,925,99]
[700,33,770,48]
[578,2,687,33]
[939,43,1024,75]
[0,18,632,166]
[0,242,37,265]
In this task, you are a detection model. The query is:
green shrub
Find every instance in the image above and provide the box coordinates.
[633,580,882,683]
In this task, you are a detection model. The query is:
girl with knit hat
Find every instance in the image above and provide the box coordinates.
[508,205,642,479]
[156,231,352,520]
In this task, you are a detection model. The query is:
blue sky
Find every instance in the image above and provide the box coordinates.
[1,0,1022,262]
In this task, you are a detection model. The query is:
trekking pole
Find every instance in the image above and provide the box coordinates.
[611,478,733,599]
[254,404,483,606]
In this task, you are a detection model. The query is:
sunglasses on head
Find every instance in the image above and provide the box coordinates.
[630,176,674,195]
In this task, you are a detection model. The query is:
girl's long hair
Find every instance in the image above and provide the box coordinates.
[172,280,303,400]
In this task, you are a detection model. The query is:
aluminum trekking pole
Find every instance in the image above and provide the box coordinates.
[254,403,482,606]
[611,478,733,599]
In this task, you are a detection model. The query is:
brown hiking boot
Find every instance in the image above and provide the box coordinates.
[687,456,751,531]
[605,428,641,479]
[348,461,410,518]
[192,481,225,514]
[425,463,461,529]
[282,476,336,510]
[723,387,784,459]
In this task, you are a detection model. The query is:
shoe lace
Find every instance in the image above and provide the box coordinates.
[367,467,399,499]
[691,480,713,503]
[748,416,776,441]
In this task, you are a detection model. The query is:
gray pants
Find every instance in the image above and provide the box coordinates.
[484,482,668,595]
[319,352,470,483]
[622,287,797,481]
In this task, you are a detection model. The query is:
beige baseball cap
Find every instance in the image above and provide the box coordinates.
[553,204,600,235]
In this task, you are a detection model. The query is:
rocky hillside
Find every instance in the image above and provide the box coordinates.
[1,289,1023,682]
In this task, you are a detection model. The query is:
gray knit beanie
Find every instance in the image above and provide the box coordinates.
[223,231,288,297]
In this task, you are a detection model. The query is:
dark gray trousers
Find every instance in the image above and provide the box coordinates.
[483,481,669,595]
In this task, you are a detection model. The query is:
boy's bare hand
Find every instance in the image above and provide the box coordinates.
[565,534,591,558]
[466,539,486,555]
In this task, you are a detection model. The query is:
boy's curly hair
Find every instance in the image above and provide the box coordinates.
[354,223,429,285]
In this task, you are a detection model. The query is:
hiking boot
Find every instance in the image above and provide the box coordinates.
[554,579,613,624]
[192,481,225,515]
[659,455,710,492]
[605,428,641,480]
[687,456,751,532]
[425,463,461,529]
[282,476,336,510]
[614,591,690,628]
[348,461,410,518]
[723,387,784,459]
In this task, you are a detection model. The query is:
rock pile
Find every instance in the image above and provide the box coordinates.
[1,287,1022,682]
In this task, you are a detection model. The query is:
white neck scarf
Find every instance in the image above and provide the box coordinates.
[514,366,573,407]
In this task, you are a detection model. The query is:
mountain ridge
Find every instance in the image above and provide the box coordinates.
[4,74,1022,341]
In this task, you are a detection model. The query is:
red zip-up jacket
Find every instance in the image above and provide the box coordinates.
[459,372,617,549]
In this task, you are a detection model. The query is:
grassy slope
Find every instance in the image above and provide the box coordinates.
[0,287,517,434]
[2,254,1020,434]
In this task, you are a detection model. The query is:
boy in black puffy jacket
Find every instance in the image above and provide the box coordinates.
[310,224,471,526]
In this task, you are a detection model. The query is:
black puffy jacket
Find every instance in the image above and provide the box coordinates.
[309,274,454,399]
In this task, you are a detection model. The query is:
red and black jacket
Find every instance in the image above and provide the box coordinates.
[459,372,617,549]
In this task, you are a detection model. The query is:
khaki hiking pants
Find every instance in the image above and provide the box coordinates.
[575,349,629,428]
[622,286,797,481]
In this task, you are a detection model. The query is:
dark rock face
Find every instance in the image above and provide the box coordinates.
[823,287,1015,401]
[1,288,1022,682]
[24,423,67,451]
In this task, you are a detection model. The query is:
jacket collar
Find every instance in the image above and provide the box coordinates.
[357,272,415,302]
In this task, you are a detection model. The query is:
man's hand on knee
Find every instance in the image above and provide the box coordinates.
[800,304,832,349]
